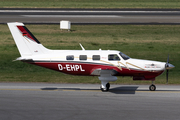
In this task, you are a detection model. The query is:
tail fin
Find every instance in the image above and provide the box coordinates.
[7,22,50,57]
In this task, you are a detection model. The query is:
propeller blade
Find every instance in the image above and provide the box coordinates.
[165,54,175,84]
[167,54,169,64]
[166,69,169,84]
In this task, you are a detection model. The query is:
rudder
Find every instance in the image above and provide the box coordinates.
[7,22,50,57]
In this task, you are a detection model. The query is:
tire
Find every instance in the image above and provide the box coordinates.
[100,83,110,92]
[106,83,110,91]
[149,84,156,91]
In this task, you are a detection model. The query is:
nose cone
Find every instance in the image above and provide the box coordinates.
[166,63,175,70]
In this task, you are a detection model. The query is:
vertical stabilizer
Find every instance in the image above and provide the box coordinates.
[7,22,50,57]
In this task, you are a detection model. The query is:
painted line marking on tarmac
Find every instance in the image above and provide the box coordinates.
[22,15,121,18]
[136,90,180,93]
[62,90,76,91]
[21,15,180,19]
[0,89,42,91]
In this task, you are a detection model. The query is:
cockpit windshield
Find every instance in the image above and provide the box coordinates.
[119,52,130,60]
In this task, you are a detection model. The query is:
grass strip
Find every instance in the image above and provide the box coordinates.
[1,0,180,9]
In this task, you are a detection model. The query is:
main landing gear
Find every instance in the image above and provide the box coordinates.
[100,83,110,92]
[99,73,117,92]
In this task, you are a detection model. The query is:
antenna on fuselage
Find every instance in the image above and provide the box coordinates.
[79,43,85,51]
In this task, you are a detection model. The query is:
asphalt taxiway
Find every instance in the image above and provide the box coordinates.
[1,8,180,24]
[0,83,180,120]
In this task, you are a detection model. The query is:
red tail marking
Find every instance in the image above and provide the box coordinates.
[17,26,40,44]
[23,33,27,36]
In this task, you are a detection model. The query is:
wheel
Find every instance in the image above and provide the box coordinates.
[106,83,110,91]
[100,83,110,92]
[149,84,156,91]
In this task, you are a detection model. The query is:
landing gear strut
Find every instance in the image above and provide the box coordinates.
[149,84,156,91]
[98,71,117,92]
[100,83,110,92]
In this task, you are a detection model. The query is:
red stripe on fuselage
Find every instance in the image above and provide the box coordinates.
[27,61,164,79]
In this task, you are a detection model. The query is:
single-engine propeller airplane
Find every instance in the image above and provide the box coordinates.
[8,22,175,92]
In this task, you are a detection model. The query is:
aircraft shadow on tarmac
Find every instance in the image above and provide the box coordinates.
[41,86,139,94]
[109,86,138,94]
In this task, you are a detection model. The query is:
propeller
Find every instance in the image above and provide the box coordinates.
[166,55,169,84]
[165,54,175,84]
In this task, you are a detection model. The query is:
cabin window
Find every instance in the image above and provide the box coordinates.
[108,54,120,61]
[79,55,87,60]
[92,55,100,60]
[66,55,74,60]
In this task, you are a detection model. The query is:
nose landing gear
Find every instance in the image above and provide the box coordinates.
[149,84,156,91]
[149,81,156,91]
